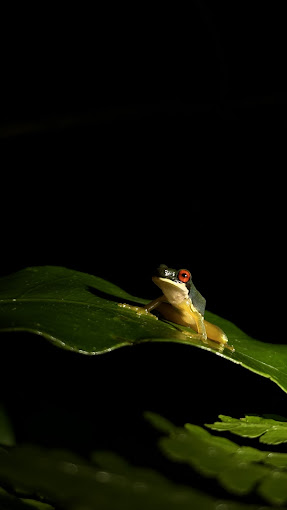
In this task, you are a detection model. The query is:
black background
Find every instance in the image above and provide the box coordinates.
[1,1,287,472]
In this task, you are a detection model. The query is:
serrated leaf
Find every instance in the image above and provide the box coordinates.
[184,423,238,454]
[219,415,242,423]
[258,471,287,506]
[144,412,176,435]
[206,415,287,444]
[146,413,287,505]
[219,463,269,495]
[264,452,287,469]
[233,447,267,463]
[259,428,287,445]
[1,266,287,396]
[0,445,253,510]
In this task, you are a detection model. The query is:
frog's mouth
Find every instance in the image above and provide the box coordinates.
[152,276,189,306]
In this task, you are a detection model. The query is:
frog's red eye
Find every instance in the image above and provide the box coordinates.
[178,269,191,283]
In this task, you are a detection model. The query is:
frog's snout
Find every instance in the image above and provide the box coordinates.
[155,264,169,278]
[155,264,178,281]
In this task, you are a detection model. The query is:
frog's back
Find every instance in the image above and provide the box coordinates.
[189,283,206,316]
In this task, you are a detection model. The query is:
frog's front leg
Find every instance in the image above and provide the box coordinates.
[180,310,209,344]
[118,295,166,319]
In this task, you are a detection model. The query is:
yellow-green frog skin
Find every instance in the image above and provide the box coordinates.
[119,264,231,349]
[150,264,229,346]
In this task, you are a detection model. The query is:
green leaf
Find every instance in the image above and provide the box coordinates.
[0,487,54,510]
[1,266,287,395]
[144,412,176,435]
[258,471,287,506]
[0,445,253,510]
[206,415,287,444]
[0,404,15,447]
[0,266,180,354]
[21,501,54,510]
[146,412,287,505]
[4,414,287,508]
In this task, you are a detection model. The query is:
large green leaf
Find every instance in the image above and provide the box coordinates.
[1,266,287,393]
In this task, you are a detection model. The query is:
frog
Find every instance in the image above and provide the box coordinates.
[119,264,233,351]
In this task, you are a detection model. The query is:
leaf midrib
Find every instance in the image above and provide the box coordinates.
[0,297,109,309]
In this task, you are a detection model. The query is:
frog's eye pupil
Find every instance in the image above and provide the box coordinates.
[178,269,191,283]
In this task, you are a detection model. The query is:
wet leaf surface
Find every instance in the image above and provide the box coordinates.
[1,266,287,395]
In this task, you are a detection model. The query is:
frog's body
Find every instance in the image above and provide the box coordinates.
[150,265,229,346]
[119,264,231,349]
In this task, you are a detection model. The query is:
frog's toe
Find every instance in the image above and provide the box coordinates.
[118,303,158,319]
[204,320,228,344]
[180,329,208,343]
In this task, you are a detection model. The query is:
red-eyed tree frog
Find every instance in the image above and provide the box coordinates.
[119,264,233,350]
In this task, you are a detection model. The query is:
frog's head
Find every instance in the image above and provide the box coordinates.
[152,264,206,316]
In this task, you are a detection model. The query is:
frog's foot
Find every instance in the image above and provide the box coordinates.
[180,329,209,344]
[180,328,234,352]
[204,320,235,352]
[118,303,158,320]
